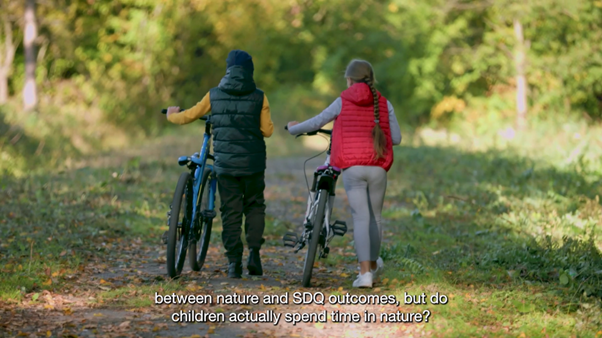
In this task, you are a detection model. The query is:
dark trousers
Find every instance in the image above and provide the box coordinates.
[217,171,266,262]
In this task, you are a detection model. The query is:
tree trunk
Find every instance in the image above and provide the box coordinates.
[513,18,527,130]
[23,0,37,111]
[0,68,7,104]
[0,15,16,105]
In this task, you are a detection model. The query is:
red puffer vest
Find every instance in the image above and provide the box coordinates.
[330,83,394,171]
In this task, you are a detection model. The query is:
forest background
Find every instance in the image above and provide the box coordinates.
[1,0,601,174]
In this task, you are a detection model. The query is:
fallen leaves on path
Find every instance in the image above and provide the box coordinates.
[0,157,429,338]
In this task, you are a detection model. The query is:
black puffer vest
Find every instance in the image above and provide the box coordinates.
[210,66,266,176]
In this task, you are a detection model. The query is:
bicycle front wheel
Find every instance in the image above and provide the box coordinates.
[189,168,213,271]
[302,189,328,287]
[166,172,193,278]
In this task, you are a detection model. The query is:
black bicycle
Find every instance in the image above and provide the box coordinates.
[161,109,217,278]
[282,126,348,287]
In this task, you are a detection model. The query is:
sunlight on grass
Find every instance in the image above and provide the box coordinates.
[376,126,602,336]
[385,281,601,337]
[98,283,187,308]
[0,257,83,302]
[1,121,601,336]
[0,161,179,302]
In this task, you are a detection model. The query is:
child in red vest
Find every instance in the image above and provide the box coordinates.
[287,59,401,288]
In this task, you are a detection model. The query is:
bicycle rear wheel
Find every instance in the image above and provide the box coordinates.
[166,172,193,278]
[302,189,328,287]
[189,168,213,271]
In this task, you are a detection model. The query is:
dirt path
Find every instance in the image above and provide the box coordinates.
[1,145,422,338]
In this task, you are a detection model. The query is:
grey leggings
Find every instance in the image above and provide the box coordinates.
[342,166,387,262]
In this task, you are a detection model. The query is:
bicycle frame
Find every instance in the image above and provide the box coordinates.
[286,129,346,257]
[177,116,217,240]
[312,150,340,239]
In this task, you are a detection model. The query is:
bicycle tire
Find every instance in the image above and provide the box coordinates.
[166,172,192,278]
[189,168,213,271]
[302,189,328,287]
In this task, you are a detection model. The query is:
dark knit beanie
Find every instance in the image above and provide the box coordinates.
[226,49,254,72]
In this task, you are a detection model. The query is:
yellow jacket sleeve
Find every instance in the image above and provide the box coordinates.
[167,92,211,125]
[260,94,274,137]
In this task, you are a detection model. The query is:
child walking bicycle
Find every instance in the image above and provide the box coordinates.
[287,59,401,288]
[166,49,274,279]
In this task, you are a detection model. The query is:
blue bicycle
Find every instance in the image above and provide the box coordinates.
[161,109,217,278]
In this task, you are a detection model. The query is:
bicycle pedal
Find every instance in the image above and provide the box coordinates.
[282,232,298,248]
[320,246,330,259]
[202,210,216,219]
[332,220,347,236]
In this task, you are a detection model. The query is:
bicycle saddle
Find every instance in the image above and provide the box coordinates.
[316,165,341,175]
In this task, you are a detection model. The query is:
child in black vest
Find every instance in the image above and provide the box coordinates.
[166,50,274,278]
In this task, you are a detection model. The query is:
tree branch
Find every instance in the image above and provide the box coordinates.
[1,13,16,71]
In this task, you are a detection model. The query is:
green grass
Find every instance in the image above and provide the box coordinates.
[0,158,177,301]
[97,283,188,308]
[1,118,602,336]
[376,127,602,337]
[0,124,305,301]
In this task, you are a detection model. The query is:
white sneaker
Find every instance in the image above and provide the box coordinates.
[353,272,373,288]
[355,257,385,281]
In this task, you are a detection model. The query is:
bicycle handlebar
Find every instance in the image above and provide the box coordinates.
[285,124,331,136]
[312,129,332,136]
[161,108,208,121]
[161,108,183,114]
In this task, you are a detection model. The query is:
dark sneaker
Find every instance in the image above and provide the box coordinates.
[247,248,263,276]
[228,261,242,278]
